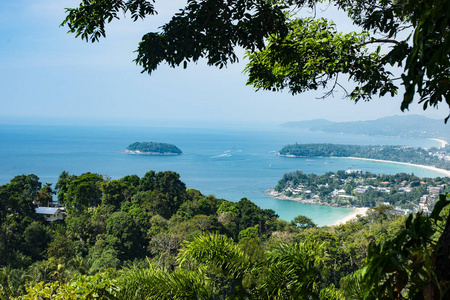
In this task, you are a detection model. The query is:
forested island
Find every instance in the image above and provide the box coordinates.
[122,142,182,155]
[271,170,449,212]
[1,171,449,299]
[278,143,450,170]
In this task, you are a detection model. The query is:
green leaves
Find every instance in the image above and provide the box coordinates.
[61,0,156,43]
[177,233,251,282]
[262,241,329,298]
[430,194,450,222]
[401,0,450,119]
[245,17,397,101]
[358,197,450,299]
[63,172,104,211]
[118,266,210,300]
[135,0,289,74]
[63,0,450,117]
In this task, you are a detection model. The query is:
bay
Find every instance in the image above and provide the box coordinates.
[0,124,443,226]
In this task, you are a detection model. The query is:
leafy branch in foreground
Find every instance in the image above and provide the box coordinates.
[61,0,450,118]
[344,194,450,299]
[244,17,398,103]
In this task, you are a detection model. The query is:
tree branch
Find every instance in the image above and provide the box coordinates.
[358,39,399,46]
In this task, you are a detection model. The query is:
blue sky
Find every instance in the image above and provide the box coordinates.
[0,0,446,127]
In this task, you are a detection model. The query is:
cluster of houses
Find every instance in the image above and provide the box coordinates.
[418,185,444,213]
[429,150,450,161]
[281,170,446,213]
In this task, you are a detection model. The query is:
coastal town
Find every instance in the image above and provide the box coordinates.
[268,169,449,214]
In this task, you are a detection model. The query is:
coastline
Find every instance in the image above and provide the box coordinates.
[430,138,449,149]
[266,189,369,225]
[331,207,369,226]
[120,150,182,156]
[266,188,355,208]
[271,147,450,225]
[344,157,450,177]
[276,153,450,177]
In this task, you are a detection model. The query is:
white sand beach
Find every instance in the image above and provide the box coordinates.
[269,152,450,226]
[331,207,369,226]
[345,157,450,177]
[430,138,449,149]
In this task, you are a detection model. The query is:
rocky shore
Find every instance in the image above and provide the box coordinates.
[266,188,353,208]
[266,189,369,225]
[120,150,182,155]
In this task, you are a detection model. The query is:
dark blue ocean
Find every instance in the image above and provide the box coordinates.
[0,124,443,226]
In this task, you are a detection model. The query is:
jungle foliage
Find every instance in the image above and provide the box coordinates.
[1,172,450,299]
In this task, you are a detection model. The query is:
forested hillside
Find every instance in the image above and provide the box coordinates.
[274,170,449,210]
[1,172,449,299]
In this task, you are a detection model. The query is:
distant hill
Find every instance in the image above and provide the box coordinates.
[282,119,335,129]
[281,115,449,139]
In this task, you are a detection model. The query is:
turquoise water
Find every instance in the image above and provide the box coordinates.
[0,124,443,226]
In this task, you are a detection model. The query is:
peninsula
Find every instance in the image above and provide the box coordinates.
[269,170,449,213]
[122,142,182,155]
[277,143,450,171]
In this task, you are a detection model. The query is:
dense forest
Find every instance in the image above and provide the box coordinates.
[1,171,449,299]
[125,142,182,155]
[274,170,449,210]
[279,143,450,170]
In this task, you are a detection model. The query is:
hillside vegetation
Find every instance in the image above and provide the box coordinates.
[1,171,449,299]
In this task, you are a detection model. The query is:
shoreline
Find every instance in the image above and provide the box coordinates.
[270,148,450,225]
[266,189,344,207]
[266,189,369,225]
[430,138,449,149]
[343,157,450,177]
[331,207,369,226]
[276,153,450,177]
[120,150,183,156]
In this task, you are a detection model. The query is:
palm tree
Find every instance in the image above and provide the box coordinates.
[117,264,210,300]
[260,242,329,299]
[118,233,331,300]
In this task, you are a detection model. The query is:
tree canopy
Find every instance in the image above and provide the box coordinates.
[62,0,450,118]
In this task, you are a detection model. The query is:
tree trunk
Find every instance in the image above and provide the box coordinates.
[435,213,450,299]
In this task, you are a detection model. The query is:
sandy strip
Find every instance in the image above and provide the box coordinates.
[345,157,450,177]
[332,207,369,226]
[270,154,450,225]
[430,138,449,149]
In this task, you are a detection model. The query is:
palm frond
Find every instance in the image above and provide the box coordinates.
[118,265,210,300]
[177,233,251,281]
[261,241,328,299]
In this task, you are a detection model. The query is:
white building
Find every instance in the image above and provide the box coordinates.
[35,207,65,222]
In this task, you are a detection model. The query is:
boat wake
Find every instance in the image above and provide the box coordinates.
[210,153,232,159]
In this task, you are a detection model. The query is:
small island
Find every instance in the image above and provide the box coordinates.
[121,142,182,155]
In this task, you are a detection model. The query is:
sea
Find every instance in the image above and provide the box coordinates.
[0,124,444,226]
